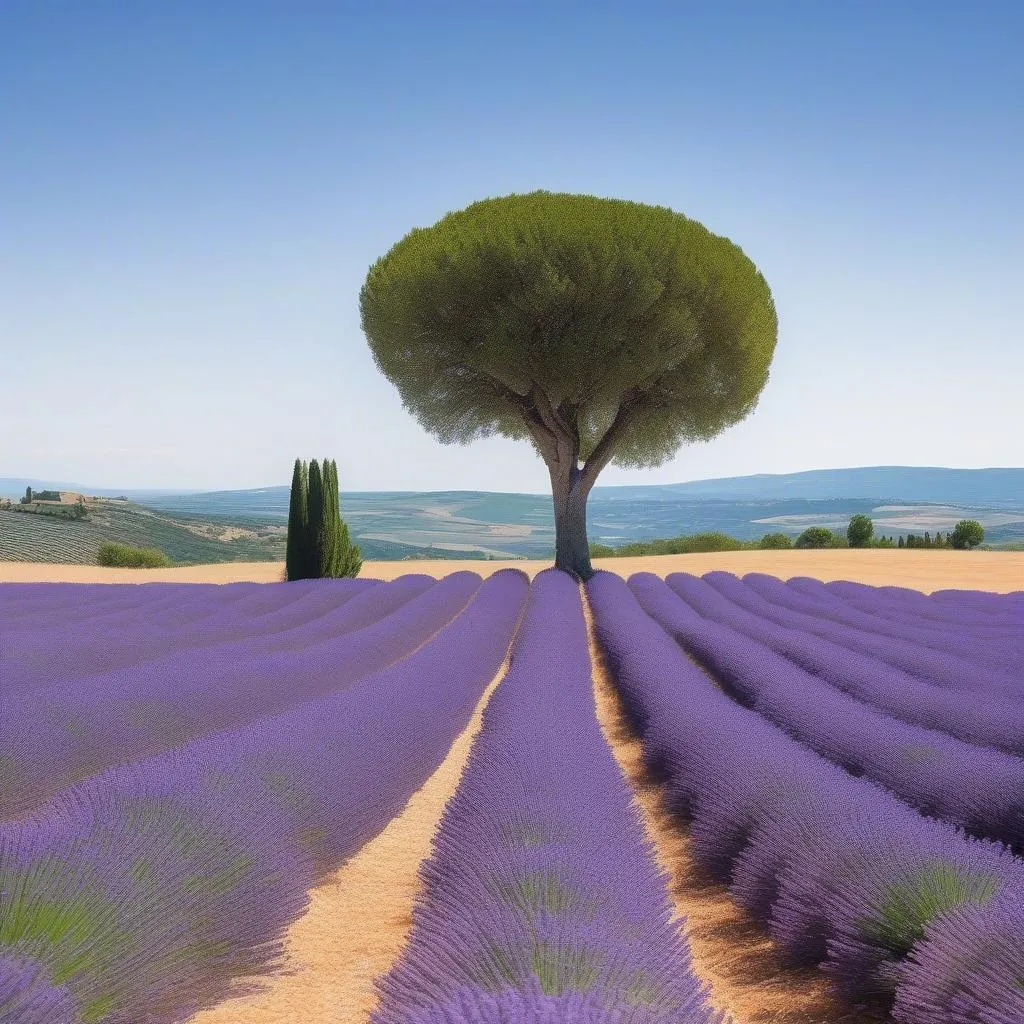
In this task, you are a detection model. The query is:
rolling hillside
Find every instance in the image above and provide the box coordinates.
[3,467,1023,564]
[0,501,287,565]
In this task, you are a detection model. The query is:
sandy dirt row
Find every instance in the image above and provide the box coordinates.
[187,659,512,1024]
[187,592,895,1024]
[2,549,1022,592]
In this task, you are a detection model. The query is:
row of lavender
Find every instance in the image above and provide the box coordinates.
[0,574,482,818]
[644,572,1024,851]
[734,573,1024,688]
[698,572,1024,754]
[588,571,1024,1024]
[822,578,1024,631]
[0,571,529,1023]
[4,577,381,685]
[372,569,723,1024]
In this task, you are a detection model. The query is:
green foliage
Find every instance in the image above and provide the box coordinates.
[306,459,324,578]
[612,531,753,556]
[23,486,32,503]
[96,542,173,568]
[847,514,874,548]
[333,520,362,578]
[321,459,339,577]
[795,526,840,549]
[10,501,86,521]
[361,191,777,463]
[951,519,985,549]
[589,542,616,559]
[327,459,362,578]
[0,502,284,566]
[530,941,603,997]
[360,190,777,578]
[862,860,999,959]
[285,458,309,582]
[285,457,361,580]
[898,535,905,548]
[759,531,793,549]
[0,856,139,1020]
[496,870,581,917]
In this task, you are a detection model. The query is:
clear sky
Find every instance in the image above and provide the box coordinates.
[2,0,1021,493]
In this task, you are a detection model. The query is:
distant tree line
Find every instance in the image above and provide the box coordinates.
[286,458,362,581]
[590,531,795,558]
[588,516,986,557]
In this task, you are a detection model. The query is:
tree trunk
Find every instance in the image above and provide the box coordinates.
[551,464,593,580]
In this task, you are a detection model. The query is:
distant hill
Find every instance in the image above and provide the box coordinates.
[4,466,1021,508]
[0,500,288,566]
[0,497,492,566]
[3,467,1023,563]
[592,466,1024,506]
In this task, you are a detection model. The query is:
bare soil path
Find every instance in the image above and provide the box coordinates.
[2,549,1022,591]
[185,658,510,1024]
[583,594,890,1024]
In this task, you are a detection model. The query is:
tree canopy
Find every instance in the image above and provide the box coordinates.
[847,514,874,547]
[796,526,838,549]
[360,191,778,577]
[951,519,985,549]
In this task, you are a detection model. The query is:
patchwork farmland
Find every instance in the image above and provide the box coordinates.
[2,567,1022,1023]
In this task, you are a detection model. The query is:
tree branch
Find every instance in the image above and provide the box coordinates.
[530,385,573,441]
[579,388,643,491]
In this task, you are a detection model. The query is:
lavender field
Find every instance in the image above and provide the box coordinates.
[2,570,1023,1024]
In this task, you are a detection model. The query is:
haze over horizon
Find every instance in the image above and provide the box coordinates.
[2,1,1021,493]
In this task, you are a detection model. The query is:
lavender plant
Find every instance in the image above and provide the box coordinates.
[1,574,479,818]
[639,572,1024,851]
[372,569,724,1024]
[0,570,529,1023]
[586,571,1024,1020]
[738,573,1022,689]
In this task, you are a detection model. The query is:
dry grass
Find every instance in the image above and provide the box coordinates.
[583,594,890,1024]
[186,659,510,1024]
[2,549,1023,592]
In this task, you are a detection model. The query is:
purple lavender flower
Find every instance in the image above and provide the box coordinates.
[0,570,529,1023]
[372,569,723,1024]
[586,570,1024,1019]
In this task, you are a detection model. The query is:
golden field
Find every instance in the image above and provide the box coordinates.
[1,549,1021,593]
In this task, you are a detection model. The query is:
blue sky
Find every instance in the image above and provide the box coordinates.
[2,1,1021,493]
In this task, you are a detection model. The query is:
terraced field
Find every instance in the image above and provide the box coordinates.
[1,569,1022,1023]
[0,503,287,565]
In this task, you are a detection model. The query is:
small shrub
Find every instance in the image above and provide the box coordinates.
[759,532,793,549]
[97,542,173,568]
[589,543,616,559]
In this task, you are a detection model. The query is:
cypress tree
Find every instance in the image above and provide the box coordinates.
[319,457,338,577]
[285,458,309,581]
[332,460,362,577]
[326,459,339,576]
[898,535,905,549]
[307,459,324,579]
